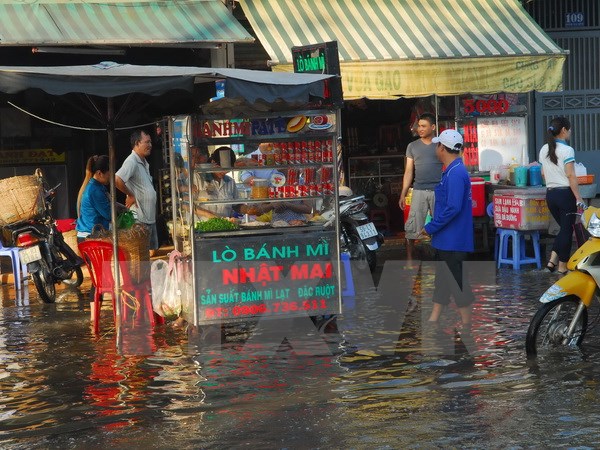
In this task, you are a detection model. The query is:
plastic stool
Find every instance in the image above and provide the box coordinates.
[496,229,541,270]
[369,208,390,232]
[0,242,28,290]
[340,252,355,298]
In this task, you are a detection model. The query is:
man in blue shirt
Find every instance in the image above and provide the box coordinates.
[421,129,474,328]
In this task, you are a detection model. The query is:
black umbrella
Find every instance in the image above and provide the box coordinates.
[0,61,333,333]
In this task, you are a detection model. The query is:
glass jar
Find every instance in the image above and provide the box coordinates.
[251,178,269,199]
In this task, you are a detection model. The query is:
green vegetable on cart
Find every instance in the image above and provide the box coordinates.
[195,217,239,232]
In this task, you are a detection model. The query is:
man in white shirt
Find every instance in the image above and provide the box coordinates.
[116,130,159,256]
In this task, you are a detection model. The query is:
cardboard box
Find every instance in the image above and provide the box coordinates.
[493,192,550,230]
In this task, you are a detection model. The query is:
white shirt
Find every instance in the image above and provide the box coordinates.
[194,174,238,219]
[539,141,576,188]
[115,151,157,224]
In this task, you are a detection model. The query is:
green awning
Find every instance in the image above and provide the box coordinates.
[0,0,253,46]
[239,0,567,98]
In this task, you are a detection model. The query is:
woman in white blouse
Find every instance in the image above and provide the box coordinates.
[539,117,584,274]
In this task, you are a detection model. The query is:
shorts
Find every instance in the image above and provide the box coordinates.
[404,189,435,240]
[140,222,159,250]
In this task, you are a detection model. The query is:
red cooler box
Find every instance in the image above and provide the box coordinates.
[471,177,485,217]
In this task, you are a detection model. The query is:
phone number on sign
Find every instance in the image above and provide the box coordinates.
[204,300,330,319]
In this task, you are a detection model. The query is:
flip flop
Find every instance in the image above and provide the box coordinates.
[546,261,557,273]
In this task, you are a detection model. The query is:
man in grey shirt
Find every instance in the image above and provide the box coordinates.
[116,129,159,256]
[399,113,443,259]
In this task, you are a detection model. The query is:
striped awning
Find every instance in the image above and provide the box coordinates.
[239,0,567,98]
[0,0,253,46]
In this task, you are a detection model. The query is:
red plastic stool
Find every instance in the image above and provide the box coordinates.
[78,240,163,334]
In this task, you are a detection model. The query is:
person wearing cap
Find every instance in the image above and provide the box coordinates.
[420,129,475,330]
[399,113,442,259]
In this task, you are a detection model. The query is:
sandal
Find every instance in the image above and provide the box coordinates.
[557,269,569,275]
[546,261,557,273]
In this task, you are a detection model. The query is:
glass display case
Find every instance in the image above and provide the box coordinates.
[168,110,343,326]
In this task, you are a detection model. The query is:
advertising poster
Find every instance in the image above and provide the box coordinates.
[477,116,527,171]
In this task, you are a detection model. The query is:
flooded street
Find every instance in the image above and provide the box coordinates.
[2,249,600,448]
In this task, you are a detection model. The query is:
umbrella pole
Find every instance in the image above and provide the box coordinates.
[107,98,122,339]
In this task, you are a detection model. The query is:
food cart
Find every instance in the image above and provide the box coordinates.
[167,101,343,327]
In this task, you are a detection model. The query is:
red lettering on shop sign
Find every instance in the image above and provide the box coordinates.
[290,263,332,280]
[222,265,284,285]
[196,121,251,138]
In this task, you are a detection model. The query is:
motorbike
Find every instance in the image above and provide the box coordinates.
[525,204,600,357]
[329,192,384,272]
[1,172,84,303]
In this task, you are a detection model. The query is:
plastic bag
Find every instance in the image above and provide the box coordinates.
[117,210,136,229]
[151,251,183,319]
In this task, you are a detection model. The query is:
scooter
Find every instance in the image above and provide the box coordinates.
[525,205,600,357]
[335,193,384,272]
[2,174,83,303]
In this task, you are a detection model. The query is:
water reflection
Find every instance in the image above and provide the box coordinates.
[0,264,600,447]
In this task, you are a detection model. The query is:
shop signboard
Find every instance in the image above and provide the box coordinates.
[493,192,550,231]
[292,41,342,106]
[0,148,65,165]
[194,231,341,324]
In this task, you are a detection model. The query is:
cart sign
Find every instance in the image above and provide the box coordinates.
[292,41,340,75]
[292,41,343,106]
[194,231,341,324]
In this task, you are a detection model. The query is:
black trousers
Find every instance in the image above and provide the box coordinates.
[546,188,576,262]
[432,249,475,308]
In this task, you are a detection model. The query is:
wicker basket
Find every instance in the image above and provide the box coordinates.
[92,224,150,283]
[62,229,80,257]
[0,175,43,225]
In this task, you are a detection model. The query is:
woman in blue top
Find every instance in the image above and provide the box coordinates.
[539,117,584,274]
[76,155,111,242]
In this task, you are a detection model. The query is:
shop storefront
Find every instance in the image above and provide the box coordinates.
[239,0,567,234]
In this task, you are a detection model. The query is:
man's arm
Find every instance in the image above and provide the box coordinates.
[399,157,415,209]
[115,175,137,209]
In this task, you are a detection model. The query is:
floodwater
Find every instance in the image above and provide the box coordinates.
[2,252,600,449]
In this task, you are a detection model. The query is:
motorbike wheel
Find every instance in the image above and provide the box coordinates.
[31,259,56,304]
[348,233,377,272]
[55,240,84,287]
[525,296,587,357]
[62,265,84,288]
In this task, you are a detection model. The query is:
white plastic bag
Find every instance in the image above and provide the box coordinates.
[151,251,183,319]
